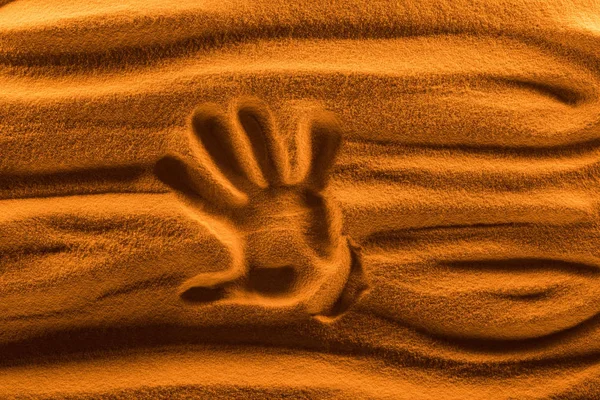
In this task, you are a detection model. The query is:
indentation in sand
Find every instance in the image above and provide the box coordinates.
[156,98,368,318]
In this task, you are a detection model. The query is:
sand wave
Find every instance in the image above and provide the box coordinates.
[1,0,599,64]
[1,344,600,399]
[2,38,600,152]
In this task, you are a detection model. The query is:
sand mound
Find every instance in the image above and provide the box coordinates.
[1,0,600,398]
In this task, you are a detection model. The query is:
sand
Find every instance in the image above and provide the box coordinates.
[1,0,600,398]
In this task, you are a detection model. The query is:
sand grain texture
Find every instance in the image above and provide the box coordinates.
[1,0,600,399]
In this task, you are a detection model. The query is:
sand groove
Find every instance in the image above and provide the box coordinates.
[0,165,164,199]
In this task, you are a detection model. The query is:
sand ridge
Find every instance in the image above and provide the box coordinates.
[1,0,600,398]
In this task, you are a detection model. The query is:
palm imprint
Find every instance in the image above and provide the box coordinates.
[155,98,367,319]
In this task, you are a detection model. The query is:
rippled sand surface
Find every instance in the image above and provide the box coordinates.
[2,1,600,398]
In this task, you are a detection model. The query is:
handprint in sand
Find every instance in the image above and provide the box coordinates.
[155,98,367,318]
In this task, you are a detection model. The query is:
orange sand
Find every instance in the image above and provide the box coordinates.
[1,0,600,398]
